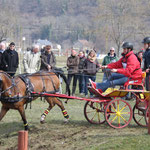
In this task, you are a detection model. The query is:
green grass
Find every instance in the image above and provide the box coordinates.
[0,98,150,150]
[0,56,150,150]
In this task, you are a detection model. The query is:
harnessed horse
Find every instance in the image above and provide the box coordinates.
[0,70,70,130]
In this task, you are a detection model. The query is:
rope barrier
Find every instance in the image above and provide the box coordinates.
[3,69,105,77]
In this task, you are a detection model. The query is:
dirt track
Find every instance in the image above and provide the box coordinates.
[0,100,150,150]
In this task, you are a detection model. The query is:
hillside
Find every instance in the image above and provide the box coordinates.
[0,0,149,53]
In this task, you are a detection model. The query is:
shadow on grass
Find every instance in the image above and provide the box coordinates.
[0,121,23,138]
[0,118,147,139]
[46,118,146,129]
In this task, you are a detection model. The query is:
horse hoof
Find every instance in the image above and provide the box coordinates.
[64,118,69,123]
[40,115,45,124]
[40,120,45,124]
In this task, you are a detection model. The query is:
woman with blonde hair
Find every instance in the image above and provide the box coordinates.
[84,50,100,97]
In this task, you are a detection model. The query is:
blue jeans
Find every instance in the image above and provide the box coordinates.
[85,75,96,96]
[96,73,128,92]
[77,73,85,93]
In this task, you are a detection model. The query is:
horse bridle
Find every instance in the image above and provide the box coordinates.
[0,72,17,95]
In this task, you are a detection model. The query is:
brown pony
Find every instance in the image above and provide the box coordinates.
[0,70,70,130]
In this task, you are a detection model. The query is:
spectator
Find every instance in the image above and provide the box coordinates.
[84,50,100,97]
[142,37,150,91]
[41,46,46,54]
[40,45,56,71]
[23,44,41,73]
[102,47,118,81]
[95,42,142,93]
[2,42,19,76]
[0,42,6,70]
[26,47,31,52]
[78,50,86,95]
[66,49,79,96]
[135,50,143,66]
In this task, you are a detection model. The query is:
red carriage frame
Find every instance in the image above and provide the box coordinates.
[32,75,150,129]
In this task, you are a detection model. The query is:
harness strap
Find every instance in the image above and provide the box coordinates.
[48,73,57,92]
[39,72,46,92]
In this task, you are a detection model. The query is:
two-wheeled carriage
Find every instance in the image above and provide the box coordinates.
[0,70,150,130]
[32,75,150,129]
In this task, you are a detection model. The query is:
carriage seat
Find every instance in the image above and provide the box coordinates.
[123,72,146,90]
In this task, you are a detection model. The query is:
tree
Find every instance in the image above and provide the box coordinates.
[96,0,147,56]
[0,4,20,42]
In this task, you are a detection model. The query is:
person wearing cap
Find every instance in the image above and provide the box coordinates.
[40,45,56,71]
[102,47,118,81]
[0,42,6,70]
[23,44,41,73]
[2,42,19,76]
[91,42,142,93]
[142,37,150,90]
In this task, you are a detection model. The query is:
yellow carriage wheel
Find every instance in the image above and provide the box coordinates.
[104,99,133,128]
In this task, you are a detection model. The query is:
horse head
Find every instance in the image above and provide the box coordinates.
[0,71,13,97]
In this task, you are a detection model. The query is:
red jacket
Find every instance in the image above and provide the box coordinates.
[107,51,142,80]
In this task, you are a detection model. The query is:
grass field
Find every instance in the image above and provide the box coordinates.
[0,56,150,150]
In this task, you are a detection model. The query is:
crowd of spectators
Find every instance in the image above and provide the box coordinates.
[0,38,149,97]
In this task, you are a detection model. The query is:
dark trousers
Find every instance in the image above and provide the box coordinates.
[146,73,150,91]
[67,73,78,95]
[77,73,85,93]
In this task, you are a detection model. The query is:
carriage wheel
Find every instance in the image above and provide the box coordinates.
[145,107,149,126]
[133,104,147,127]
[84,101,106,124]
[105,99,133,128]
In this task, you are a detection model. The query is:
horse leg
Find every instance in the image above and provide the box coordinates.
[40,97,56,124]
[40,97,69,123]
[0,106,9,121]
[18,106,28,130]
[53,97,69,122]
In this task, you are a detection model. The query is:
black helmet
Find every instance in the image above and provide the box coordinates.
[122,42,133,50]
[142,37,150,44]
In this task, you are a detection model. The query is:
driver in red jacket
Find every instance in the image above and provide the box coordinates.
[93,42,142,93]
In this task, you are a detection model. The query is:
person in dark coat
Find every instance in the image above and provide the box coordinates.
[2,42,19,76]
[135,50,143,66]
[66,49,79,96]
[0,42,6,70]
[84,50,100,97]
[77,50,86,95]
[40,45,56,71]
[142,37,150,91]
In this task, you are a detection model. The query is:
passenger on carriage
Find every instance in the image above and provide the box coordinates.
[91,42,143,93]
[142,37,150,91]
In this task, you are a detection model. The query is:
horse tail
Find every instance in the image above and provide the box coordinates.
[53,67,70,96]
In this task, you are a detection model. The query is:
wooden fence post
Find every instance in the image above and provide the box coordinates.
[18,130,28,150]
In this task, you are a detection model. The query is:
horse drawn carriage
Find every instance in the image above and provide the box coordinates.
[0,70,150,130]
[33,75,150,129]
